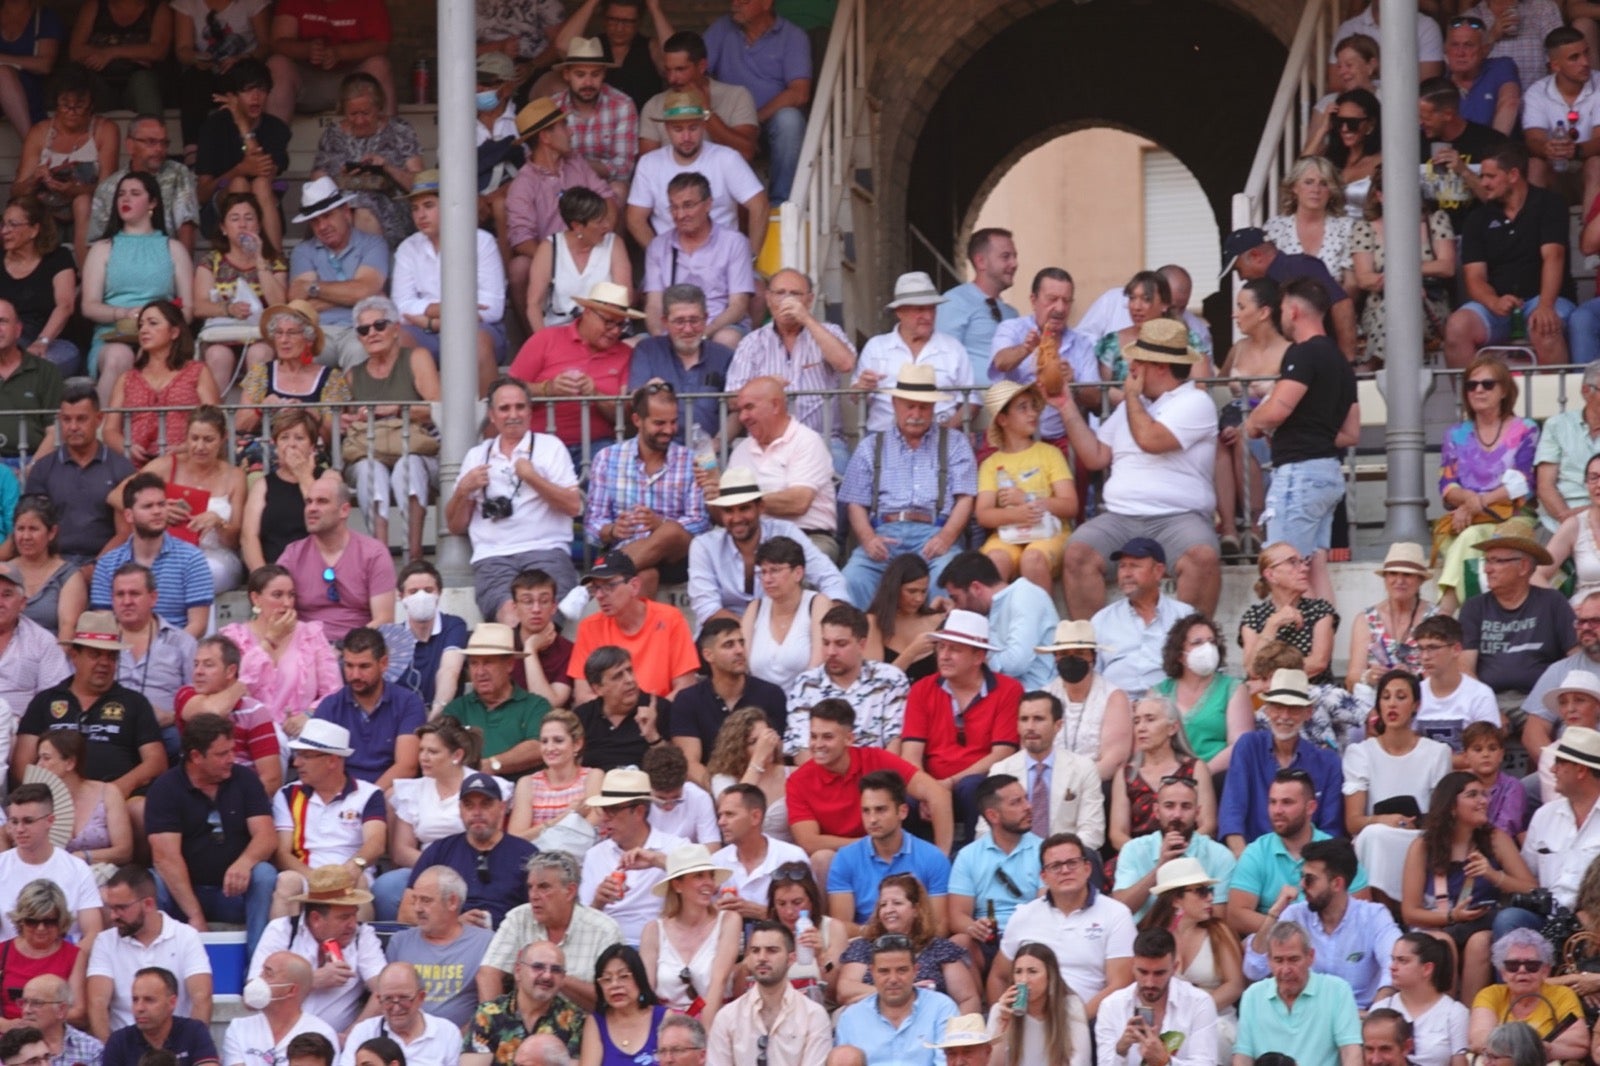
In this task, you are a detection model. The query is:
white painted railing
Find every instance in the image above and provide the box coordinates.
[1230,0,1342,231]
[777,0,870,304]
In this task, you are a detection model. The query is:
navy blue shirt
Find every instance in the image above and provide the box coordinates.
[409,831,537,925]
[381,615,470,706]
[670,674,788,753]
[144,762,273,887]
[627,336,734,444]
[312,683,428,783]
[103,1017,219,1066]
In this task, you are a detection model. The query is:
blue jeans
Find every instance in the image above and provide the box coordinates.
[1569,297,1600,364]
[372,867,413,922]
[155,860,278,960]
[1265,457,1345,555]
[764,107,805,203]
[1491,905,1544,941]
[1461,294,1575,344]
[841,520,962,609]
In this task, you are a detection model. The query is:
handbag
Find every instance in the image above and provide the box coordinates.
[341,418,440,465]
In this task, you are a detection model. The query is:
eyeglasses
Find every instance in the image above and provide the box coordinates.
[7,1053,49,1066]
[9,814,49,828]
[355,319,392,336]
[17,997,61,1009]
[1450,15,1487,29]
[667,198,706,215]
[18,917,59,929]
[666,315,705,329]
[655,1048,701,1062]
[1188,884,1215,897]
[129,135,169,146]
[1501,958,1544,973]
[589,310,628,331]
[377,993,419,1006]
[640,382,676,398]
[322,566,340,603]
[1042,857,1087,874]
[678,965,698,998]
[1578,616,1600,628]
[653,793,684,810]
[1271,556,1308,569]
[757,1035,768,1066]
[1482,555,1526,568]
[1159,774,1198,787]
[1464,378,1499,391]
[985,297,1002,323]
[476,850,491,884]
[517,960,566,976]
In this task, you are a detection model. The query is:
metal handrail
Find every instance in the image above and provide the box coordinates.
[777,0,868,297]
[908,222,964,293]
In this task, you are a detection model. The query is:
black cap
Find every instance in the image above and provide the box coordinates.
[1219,227,1269,276]
[582,550,638,584]
[1110,537,1166,565]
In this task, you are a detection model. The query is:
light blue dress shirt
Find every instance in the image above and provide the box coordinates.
[1242,898,1401,1009]
[986,578,1059,689]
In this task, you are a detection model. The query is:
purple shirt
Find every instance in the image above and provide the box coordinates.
[277,532,397,644]
[1489,769,1528,837]
[505,155,615,250]
[702,14,811,111]
[642,222,756,324]
[1439,417,1539,497]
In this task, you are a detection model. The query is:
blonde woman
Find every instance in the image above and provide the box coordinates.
[1264,156,1355,287]
[639,846,741,1029]
[508,710,602,841]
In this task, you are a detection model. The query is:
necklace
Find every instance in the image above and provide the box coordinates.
[1474,417,1503,451]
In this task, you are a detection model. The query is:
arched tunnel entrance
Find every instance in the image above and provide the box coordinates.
[869,0,1294,320]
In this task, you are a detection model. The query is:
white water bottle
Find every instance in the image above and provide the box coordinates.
[795,910,816,967]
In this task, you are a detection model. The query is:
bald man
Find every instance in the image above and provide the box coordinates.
[514,1035,572,1066]
[722,377,840,558]
[339,964,461,1066]
[21,974,101,1066]
[220,954,337,1066]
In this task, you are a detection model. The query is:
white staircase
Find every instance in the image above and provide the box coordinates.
[776,0,876,340]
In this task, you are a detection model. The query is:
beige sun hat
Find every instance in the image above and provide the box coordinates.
[983,380,1043,447]
[1152,856,1219,896]
[1034,619,1098,653]
[651,846,733,896]
[881,363,950,404]
[571,281,646,321]
[289,864,374,907]
[63,610,127,651]
[885,271,947,309]
[1262,668,1313,707]
[1473,517,1553,566]
[585,767,653,808]
[1375,542,1430,577]
[1544,670,1600,716]
[1120,318,1202,365]
[554,37,617,68]
[924,1015,998,1049]
[1553,726,1600,772]
[707,467,764,508]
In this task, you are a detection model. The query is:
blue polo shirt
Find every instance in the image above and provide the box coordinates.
[1234,971,1362,1066]
[409,831,537,926]
[702,14,811,110]
[103,1017,219,1066]
[948,831,1041,932]
[834,987,958,1066]
[288,229,391,328]
[1217,730,1345,843]
[90,533,215,627]
[1227,828,1370,912]
[828,830,952,924]
[627,336,734,445]
[311,682,427,783]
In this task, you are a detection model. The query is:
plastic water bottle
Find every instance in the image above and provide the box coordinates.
[690,424,717,476]
[794,910,816,967]
[1555,119,1570,172]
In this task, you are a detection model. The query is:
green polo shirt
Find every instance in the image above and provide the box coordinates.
[0,354,62,457]
[440,686,550,772]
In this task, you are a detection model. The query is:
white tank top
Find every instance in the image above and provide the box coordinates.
[549,232,617,324]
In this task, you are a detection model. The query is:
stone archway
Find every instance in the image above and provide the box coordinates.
[864,0,1295,302]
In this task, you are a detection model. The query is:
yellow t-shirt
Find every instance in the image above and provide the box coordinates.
[977,441,1072,497]
[1471,981,1584,1036]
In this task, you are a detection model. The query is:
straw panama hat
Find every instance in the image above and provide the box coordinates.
[1120,318,1202,365]
[1152,856,1219,896]
[1375,542,1430,577]
[1035,619,1098,653]
[881,363,950,404]
[651,845,733,896]
[1473,517,1553,566]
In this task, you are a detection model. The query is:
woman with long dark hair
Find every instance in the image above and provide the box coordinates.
[1372,932,1470,1066]
[103,299,217,463]
[865,553,946,683]
[1320,88,1382,215]
[579,944,669,1066]
[1140,858,1245,1022]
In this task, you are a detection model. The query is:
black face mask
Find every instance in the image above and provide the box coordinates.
[1057,655,1091,684]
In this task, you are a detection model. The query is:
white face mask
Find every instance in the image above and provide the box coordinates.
[1185,642,1221,677]
[403,589,440,623]
[242,978,274,1011]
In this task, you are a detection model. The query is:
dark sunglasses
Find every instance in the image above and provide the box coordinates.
[1464,378,1499,391]
[678,965,698,997]
[1160,774,1198,788]
[1501,958,1543,973]
[1449,15,1487,29]
[873,934,914,952]
[773,862,812,883]
[994,868,1024,898]
[757,1035,768,1066]
[18,917,59,929]
[985,297,1002,323]
[355,319,392,336]
[476,850,492,884]
[1332,115,1369,131]
[322,566,340,603]
[1274,768,1313,784]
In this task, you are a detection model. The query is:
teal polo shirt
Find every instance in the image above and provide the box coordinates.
[1228,828,1369,911]
[1234,970,1362,1066]
[948,832,1042,931]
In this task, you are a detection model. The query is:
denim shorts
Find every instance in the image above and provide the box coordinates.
[1460,294,1574,343]
[1264,457,1344,554]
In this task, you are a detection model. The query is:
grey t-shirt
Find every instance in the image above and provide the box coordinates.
[385,923,495,1027]
[1461,586,1577,695]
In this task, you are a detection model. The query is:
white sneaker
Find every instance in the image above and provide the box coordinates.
[558,583,591,621]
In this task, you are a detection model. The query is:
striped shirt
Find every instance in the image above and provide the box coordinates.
[90,535,215,628]
[584,436,710,545]
[727,321,855,440]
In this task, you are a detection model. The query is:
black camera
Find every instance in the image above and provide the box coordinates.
[1506,888,1557,916]
[481,496,514,520]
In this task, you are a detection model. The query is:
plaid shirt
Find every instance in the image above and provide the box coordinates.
[553,85,639,184]
[480,902,622,983]
[727,322,856,440]
[784,659,911,756]
[53,1025,104,1066]
[585,436,710,546]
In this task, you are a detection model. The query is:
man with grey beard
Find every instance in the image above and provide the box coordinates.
[627,284,735,446]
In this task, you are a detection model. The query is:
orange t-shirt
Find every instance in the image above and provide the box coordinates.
[568,600,700,698]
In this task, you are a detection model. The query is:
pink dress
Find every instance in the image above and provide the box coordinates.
[220,618,342,726]
[122,361,205,456]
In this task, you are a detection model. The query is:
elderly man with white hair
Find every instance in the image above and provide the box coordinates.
[338,962,461,1066]
[854,272,974,432]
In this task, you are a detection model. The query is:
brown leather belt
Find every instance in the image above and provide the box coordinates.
[878,510,935,525]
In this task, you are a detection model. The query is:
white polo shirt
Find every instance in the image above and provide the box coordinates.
[999,889,1136,1003]
[338,1012,462,1066]
[271,775,385,870]
[712,835,810,906]
[857,328,975,433]
[1522,71,1600,137]
[86,911,213,1028]
[727,416,838,534]
[248,918,386,1033]
[221,1010,338,1066]
[459,431,579,561]
[1523,793,1600,908]
[578,826,691,945]
[0,847,100,939]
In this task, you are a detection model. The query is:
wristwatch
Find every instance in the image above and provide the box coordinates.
[308,281,322,300]
[352,856,368,870]
[489,758,503,773]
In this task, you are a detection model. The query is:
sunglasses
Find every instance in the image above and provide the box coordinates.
[773,862,812,883]
[1450,15,1487,29]
[1464,378,1499,391]
[322,566,339,603]
[1332,116,1369,131]
[1160,774,1198,787]
[476,850,491,884]
[1274,768,1313,784]
[1501,958,1544,973]
[18,917,59,929]
[994,868,1024,898]
[355,319,392,336]
[873,934,914,952]
[985,297,1002,323]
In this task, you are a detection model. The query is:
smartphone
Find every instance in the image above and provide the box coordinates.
[1136,1006,1156,1027]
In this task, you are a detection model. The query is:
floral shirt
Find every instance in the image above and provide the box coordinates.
[464,993,586,1062]
[311,118,423,246]
[1439,417,1540,502]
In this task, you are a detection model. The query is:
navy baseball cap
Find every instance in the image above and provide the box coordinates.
[461,771,502,799]
[1110,538,1167,565]
[1219,227,1268,277]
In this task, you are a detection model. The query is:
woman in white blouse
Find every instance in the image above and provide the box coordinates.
[1263,155,1356,290]
[1371,933,1470,1066]
[390,170,507,396]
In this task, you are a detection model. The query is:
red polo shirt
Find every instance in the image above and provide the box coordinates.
[901,669,1022,781]
[508,323,633,448]
[785,746,920,839]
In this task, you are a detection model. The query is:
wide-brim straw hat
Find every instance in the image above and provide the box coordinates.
[289,864,374,907]
[292,175,356,223]
[515,97,567,143]
[286,719,355,758]
[983,380,1042,448]
[924,1015,998,1049]
[555,36,617,68]
[708,467,764,508]
[63,610,127,651]
[651,845,733,895]
[260,300,326,357]
[886,271,947,309]
[1035,619,1097,653]
[1262,667,1312,707]
[1553,726,1600,771]
[1473,517,1553,566]
[1375,542,1430,577]
[586,768,653,808]
[463,623,517,657]
[571,281,645,320]
[882,363,950,403]
[927,609,1000,651]
[1120,318,1202,365]
[1152,856,1218,896]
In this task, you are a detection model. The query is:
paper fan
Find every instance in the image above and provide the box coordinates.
[22,765,75,848]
